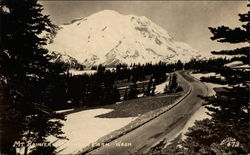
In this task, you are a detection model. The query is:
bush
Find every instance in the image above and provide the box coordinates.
[164,84,168,93]
[176,86,184,92]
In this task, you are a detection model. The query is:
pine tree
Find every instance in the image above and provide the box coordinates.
[113,85,121,102]
[145,76,153,96]
[123,88,128,100]
[151,79,156,96]
[0,0,67,154]
[179,6,250,154]
[175,60,183,70]
[128,83,139,99]
[168,73,177,93]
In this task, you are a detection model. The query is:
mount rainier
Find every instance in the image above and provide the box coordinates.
[46,10,201,67]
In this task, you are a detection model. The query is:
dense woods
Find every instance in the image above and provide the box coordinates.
[62,62,178,108]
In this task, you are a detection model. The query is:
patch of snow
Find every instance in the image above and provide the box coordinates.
[180,106,211,140]
[48,108,136,154]
[69,69,97,75]
[137,93,144,98]
[155,74,169,94]
[233,64,250,69]
[191,72,217,80]
[191,72,228,96]
[224,61,250,71]
[56,109,74,113]
[204,82,228,96]
[118,86,129,90]
[224,61,243,68]
[115,101,123,105]
[155,81,168,94]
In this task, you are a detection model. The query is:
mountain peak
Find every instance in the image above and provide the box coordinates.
[94,10,121,16]
[88,10,122,20]
[46,10,201,67]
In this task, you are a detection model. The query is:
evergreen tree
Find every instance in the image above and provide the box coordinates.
[175,60,183,70]
[168,73,178,93]
[123,88,128,100]
[178,6,250,154]
[128,83,139,99]
[0,0,66,154]
[145,76,153,96]
[171,73,178,90]
[112,85,121,102]
[151,79,156,96]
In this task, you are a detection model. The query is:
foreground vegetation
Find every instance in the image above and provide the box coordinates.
[150,5,249,154]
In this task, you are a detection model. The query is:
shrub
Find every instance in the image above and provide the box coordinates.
[176,86,184,92]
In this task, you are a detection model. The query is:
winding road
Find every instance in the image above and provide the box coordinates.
[88,71,208,155]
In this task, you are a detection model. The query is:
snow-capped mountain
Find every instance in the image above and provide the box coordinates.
[46,10,201,67]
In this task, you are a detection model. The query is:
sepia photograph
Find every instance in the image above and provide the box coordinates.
[0,0,249,154]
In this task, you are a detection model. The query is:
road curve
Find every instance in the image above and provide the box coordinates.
[88,71,208,155]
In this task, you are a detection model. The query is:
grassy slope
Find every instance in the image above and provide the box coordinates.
[97,94,181,118]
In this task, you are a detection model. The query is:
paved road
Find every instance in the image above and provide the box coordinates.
[88,71,208,155]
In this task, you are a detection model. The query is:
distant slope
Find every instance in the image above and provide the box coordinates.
[50,51,85,70]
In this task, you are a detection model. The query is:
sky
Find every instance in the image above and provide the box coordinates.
[40,1,248,55]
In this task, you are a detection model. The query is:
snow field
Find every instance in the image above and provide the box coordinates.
[48,108,136,154]
[68,69,97,75]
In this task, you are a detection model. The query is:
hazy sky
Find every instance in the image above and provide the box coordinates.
[40,1,248,54]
